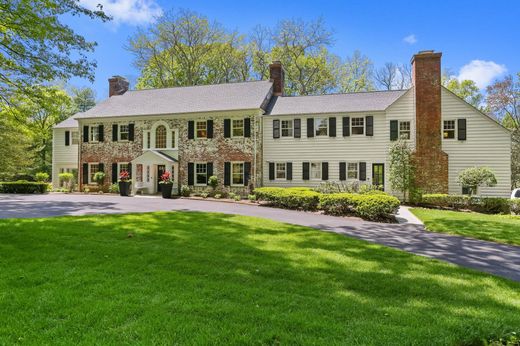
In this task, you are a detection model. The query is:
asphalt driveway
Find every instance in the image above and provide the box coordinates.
[0,193,519,282]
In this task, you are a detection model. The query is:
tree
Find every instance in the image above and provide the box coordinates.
[0,0,109,105]
[0,110,33,180]
[70,86,96,113]
[374,63,411,90]
[457,167,497,195]
[339,50,374,93]
[388,137,415,201]
[442,77,483,109]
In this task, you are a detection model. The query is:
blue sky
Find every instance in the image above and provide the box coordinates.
[66,0,520,100]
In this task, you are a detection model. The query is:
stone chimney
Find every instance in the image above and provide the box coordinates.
[411,50,449,194]
[108,76,129,97]
[269,61,284,96]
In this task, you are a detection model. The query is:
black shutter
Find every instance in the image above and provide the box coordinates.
[83,125,89,142]
[342,117,350,136]
[188,121,194,139]
[286,162,292,180]
[224,119,231,138]
[244,162,251,186]
[65,131,70,146]
[269,162,275,180]
[128,164,132,178]
[339,162,346,181]
[98,125,104,142]
[302,162,310,180]
[128,123,134,141]
[207,120,213,138]
[307,118,314,137]
[112,163,118,183]
[224,162,231,186]
[187,163,194,185]
[322,162,329,180]
[244,118,251,138]
[294,119,301,138]
[207,162,213,184]
[82,163,88,184]
[98,163,104,173]
[273,119,280,138]
[458,119,467,140]
[359,162,366,181]
[329,117,336,137]
[366,116,373,136]
[390,120,398,141]
[112,124,118,141]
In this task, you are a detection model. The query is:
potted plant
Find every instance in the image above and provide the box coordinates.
[118,170,131,196]
[159,171,173,198]
[93,171,106,193]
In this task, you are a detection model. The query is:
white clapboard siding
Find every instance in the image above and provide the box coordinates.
[441,88,511,197]
[52,128,79,186]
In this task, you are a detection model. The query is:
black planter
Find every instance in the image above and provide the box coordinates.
[161,183,173,198]
[118,181,131,196]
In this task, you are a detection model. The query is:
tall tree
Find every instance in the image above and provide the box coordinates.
[0,0,109,105]
[339,50,374,93]
[442,77,483,109]
[374,63,412,90]
[0,111,32,180]
[70,86,97,113]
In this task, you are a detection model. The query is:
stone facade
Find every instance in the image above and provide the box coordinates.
[411,51,449,194]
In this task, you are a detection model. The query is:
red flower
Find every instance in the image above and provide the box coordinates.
[160,171,173,184]
[119,170,130,182]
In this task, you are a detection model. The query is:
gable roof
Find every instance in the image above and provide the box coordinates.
[54,114,80,128]
[267,89,408,115]
[75,80,273,119]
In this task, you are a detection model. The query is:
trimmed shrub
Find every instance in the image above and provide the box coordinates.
[422,194,511,214]
[180,185,191,197]
[254,187,320,211]
[35,172,49,182]
[0,181,49,194]
[320,193,400,220]
[472,197,511,214]
[108,183,119,193]
[421,194,470,210]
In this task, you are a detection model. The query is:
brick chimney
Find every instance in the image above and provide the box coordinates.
[269,61,284,96]
[411,50,449,194]
[108,76,129,97]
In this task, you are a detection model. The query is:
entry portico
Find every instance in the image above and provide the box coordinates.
[131,150,178,195]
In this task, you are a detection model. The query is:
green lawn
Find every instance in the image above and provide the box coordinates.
[411,208,520,246]
[0,212,519,345]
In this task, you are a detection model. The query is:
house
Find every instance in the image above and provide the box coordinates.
[52,51,512,197]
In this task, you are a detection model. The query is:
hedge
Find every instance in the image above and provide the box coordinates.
[421,194,511,214]
[254,187,320,211]
[319,193,400,221]
[0,181,49,194]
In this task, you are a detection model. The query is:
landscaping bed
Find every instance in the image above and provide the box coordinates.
[0,211,518,344]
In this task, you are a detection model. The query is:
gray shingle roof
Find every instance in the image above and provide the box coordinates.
[75,80,273,119]
[54,114,80,128]
[267,89,408,115]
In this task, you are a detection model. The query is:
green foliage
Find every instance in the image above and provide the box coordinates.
[319,193,400,221]
[473,197,511,215]
[339,50,374,92]
[233,195,241,201]
[421,194,471,210]
[180,185,191,197]
[254,187,320,211]
[228,192,236,200]
[70,86,96,113]
[0,109,33,180]
[35,172,49,182]
[247,194,257,202]
[421,194,511,215]
[200,192,209,198]
[457,167,497,195]
[443,78,483,108]
[93,171,105,186]
[58,172,74,192]
[108,183,119,193]
[388,136,415,201]
[0,1,109,105]
[208,175,219,190]
[314,180,381,194]
[214,194,222,199]
[0,181,49,194]
[511,199,520,215]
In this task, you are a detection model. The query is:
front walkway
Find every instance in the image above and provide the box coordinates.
[0,193,519,282]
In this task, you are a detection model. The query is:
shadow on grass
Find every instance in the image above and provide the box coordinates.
[0,211,518,345]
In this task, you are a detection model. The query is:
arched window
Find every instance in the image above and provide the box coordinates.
[155,125,166,148]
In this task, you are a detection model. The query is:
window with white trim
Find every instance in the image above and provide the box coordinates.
[195,163,207,185]
[119,124,129,141]
[232,162,244,185]
[90,126,99,142]
[399,121,411,140]
[196,121,207,139]
[347,162,358,179]
[443,120,455,139]
[351,117,364,135]
[310,162,321,180]
[275,163,286,179]
[281,120,293,137]
[89,163,99,184]
[315,118,328,136]
[232,119,244,137]
[71,131,79,145]
[156,125,167,148]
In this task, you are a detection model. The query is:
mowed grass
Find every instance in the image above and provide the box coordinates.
[411,208,520,246]
[0,212,519,345]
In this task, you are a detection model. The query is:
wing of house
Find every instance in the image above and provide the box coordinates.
[52,51,512,197]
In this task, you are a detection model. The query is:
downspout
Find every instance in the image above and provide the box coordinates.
[253,111,258,189]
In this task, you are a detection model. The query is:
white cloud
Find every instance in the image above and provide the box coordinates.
[80,0,163,25]
[403,34,417,45]
[457,60,507,89]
